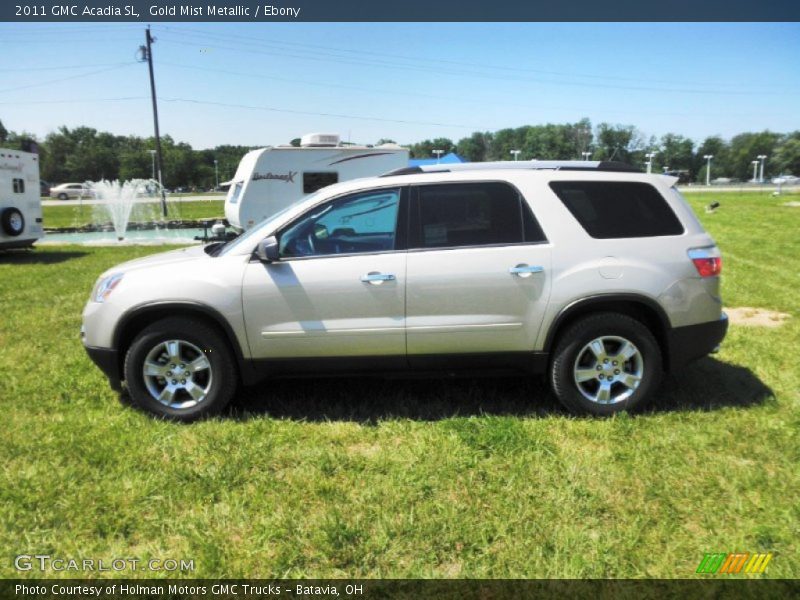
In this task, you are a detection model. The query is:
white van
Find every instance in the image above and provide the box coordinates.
[0,147,43,250]
[225,133,409,230]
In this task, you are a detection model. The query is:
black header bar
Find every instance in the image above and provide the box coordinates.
[3,0,800,22]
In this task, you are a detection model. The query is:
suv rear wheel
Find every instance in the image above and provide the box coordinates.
[550,312,662,415]
[123,317,237,422]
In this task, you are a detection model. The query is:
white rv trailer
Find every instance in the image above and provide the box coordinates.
[0,147,43,250]
[225,133,409,230]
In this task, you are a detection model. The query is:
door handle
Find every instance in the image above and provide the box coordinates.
[360,272,396,285]
[509,264,544,277]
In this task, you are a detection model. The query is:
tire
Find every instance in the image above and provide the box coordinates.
[123,317,238,422]
[58,193,68,200]
[1,207,25,236]
[550,312,662,416]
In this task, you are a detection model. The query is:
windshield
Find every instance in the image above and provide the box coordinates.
[216,189,329,257]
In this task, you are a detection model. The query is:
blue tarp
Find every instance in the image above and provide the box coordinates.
[408,152,466,167]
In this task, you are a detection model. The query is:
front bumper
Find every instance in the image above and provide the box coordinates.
[666,313,728,372]
[84,344,121,391]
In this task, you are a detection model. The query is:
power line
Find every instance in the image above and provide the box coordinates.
[0,62,133,72]
[0,63,136,94]
[155,35,790,97]
[0,96,147,105]
[156,26,797,95]
[157,60,787,120]
[159,96,479,129]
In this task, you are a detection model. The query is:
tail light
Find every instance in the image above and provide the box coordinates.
[688,247,722,277]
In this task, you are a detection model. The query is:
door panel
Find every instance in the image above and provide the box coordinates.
[243,253,406,358]
[406,245,551,356]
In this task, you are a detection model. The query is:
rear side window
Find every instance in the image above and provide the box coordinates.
[549,181,684,239]
[412,182,546,249]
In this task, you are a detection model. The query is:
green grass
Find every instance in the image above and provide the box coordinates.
[42,200,225,229]
[1,192,798,579]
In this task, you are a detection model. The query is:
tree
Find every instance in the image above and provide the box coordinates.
[457,131,493,162]
[773,132,800,176]
[657,133,695,176]
[727,131,781,181]
[487,127,529,160]
[594,123,644,164]
[0,119,7,144]
[408,137,455,158]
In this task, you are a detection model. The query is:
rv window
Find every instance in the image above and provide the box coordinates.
[13,178,25,194]
[279,188,400,258]
[303,172,338,194]
[228,182,243,205]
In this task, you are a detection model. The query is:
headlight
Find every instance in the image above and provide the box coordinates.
[92,273,124,303]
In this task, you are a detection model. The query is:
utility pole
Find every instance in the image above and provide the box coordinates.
[143,26,167,217]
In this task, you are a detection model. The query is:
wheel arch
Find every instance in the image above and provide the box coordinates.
[544,294,672,370]
[113,301,250,385]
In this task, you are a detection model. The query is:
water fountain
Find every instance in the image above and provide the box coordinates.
[89,179,152,241]
[41,180,222,246]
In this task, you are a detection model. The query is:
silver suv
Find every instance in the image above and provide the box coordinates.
[82,161,727,420]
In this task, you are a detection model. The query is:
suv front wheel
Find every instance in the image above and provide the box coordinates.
[123,317,238,422]
[550,312,662,416]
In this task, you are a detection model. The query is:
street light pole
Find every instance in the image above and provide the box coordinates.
[581,151,591,161]
[757,155,767,183]
[645,152,657,174]
[433,149,443,164]
[214,159,219,189]
[751,160,759,182]
[510,149,521,161]
[703,154,713,186]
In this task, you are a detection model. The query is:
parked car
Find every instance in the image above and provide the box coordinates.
[82,160,727,421]
[50,182,91,200]
[50,183,91,200]
[40,180,51,196]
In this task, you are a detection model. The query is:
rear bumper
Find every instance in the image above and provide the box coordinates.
[84,344,122,391]
[666,313,728,372]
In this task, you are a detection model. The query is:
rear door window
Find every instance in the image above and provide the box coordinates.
[411,181,546,249]
[549,181,683,239]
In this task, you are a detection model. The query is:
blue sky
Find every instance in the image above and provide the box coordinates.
[0,22,798,149]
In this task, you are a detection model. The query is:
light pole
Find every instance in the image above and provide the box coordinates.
[149,149,156,180]
[581,151,591,161]
[645,152,657,174]
[214,159,219,190]
[433,149,443,163]
[751,160,759,182]
[757,155,767,183]
[703,154,713,186]
[510,149,521,161]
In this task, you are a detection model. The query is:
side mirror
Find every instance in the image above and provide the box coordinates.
[255,236,280,262]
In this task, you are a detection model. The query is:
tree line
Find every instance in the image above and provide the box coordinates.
[407,119,800,183]
[1,118,798,187]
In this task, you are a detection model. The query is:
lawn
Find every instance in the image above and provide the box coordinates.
[0,191,798,579]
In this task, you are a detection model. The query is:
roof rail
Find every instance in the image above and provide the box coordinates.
[379,166,425,177]
[380,160,642,177]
